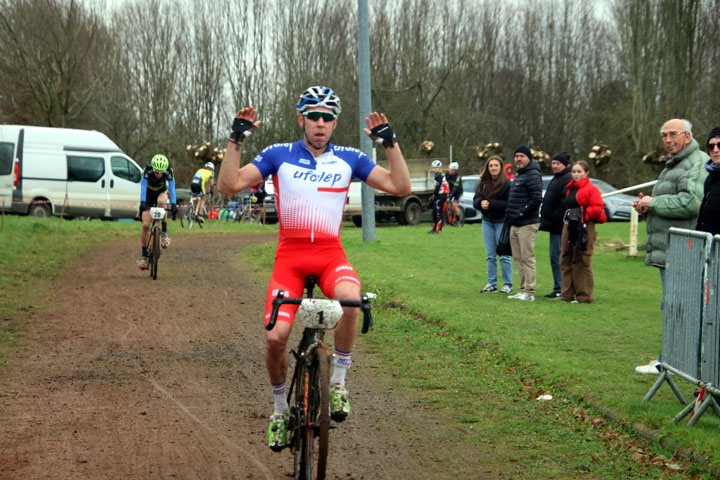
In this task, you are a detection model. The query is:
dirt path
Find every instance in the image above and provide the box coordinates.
[0,233,499,480]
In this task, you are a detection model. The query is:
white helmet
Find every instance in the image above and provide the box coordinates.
[431,160,442,168]
[449,162,459,170]
[204,162,214,171]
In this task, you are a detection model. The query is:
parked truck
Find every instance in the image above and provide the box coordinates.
[344,157,446,226]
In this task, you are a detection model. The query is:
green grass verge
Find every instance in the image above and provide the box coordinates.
[243,220,716,478]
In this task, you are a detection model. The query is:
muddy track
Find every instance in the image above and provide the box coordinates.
[0,233,499,480]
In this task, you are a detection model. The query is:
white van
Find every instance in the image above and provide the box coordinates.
[0,125,142,218]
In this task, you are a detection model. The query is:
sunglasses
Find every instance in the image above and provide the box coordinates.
[708,142,720,151]
[303,110,337,122]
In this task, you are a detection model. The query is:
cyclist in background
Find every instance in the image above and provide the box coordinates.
[190,161,215,221]
[217,86,410,451]
[250,178,267,222]
[137,154,177,270]
[445,161,463,221]
[429,159,448,234]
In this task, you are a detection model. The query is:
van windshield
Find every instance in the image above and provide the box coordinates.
[0,142,13,175]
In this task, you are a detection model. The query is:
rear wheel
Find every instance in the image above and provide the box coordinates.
[28,202,51,218]
[454,207,465,227]
[402,201,422,226]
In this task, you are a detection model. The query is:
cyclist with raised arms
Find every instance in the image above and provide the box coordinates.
[217,86,410,451]
[190,161,215,221]
[137,154,177,270]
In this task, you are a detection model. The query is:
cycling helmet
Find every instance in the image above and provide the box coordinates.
[204,162,214,171]
[449,162,459,170]
[151,154,169,172]
[296,86,342,115]
[431,160,442,168]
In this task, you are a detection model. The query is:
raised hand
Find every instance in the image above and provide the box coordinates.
[363,112,396,148]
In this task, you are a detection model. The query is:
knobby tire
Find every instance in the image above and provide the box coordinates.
[293,342,329,480]
[151,224,159,280]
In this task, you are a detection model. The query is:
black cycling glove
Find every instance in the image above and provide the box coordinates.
[369,123,396,148]
[171,203,178,220]
[230,117,255,144]
[139,201,146,212]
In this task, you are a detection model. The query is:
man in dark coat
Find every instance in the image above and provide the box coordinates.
[505,145,543,301]
[539,152,573,298]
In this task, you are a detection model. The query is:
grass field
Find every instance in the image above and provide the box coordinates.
[0,214,717,478]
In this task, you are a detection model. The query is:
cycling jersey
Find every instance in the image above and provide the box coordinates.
[141,165,177,204]
[445,172,463,200]
[433,172,449,196]
[252,140,376,241]
[190,167,214,195]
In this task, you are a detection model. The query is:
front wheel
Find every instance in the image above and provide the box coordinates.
[294,348,329,480]
[151,225,160,280]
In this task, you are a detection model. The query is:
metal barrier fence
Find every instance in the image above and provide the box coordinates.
[702,235,720,387]
[643,228,720,426]
[663,228,713,377]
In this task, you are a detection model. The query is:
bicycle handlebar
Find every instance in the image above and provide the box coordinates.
[266,290,374,334]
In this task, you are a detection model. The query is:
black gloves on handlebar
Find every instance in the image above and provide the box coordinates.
[171,203,178,220]
[139,201,146,212]
[369,123,396,149]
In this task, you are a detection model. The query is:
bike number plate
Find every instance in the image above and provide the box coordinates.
[297,299,343,329]
[149,207,165,220]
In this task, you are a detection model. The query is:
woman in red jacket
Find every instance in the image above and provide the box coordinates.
[560,161,606,303]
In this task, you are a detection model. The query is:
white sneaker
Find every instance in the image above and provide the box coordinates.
[507,293,523,299]
[517,293,535,301]
[481,284,498,293]
[635,360,661,375]
[500,285,513,294]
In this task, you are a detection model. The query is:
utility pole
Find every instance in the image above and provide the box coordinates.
[357,0,375,242]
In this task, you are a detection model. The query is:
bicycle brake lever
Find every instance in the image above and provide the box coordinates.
[266,289,286,331]
[361,294,373,334]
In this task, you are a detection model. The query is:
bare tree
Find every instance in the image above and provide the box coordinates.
[0,0,112,127]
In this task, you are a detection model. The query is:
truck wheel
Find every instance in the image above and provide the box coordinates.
[351,215,362,227]
[402,202,422,226]
[28,202,51,218]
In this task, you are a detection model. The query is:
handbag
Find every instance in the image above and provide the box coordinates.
[496,221,512,256]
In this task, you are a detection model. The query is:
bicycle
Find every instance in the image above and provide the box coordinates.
[266,276,374,480]
[145,206,166,280]
[443,196,465,227]
[180,195,206,229]
[238,197,264,224]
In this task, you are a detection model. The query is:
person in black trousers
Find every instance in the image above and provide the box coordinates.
[539,152,572,298]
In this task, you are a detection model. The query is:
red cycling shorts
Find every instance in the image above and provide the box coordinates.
[264,238,361,326]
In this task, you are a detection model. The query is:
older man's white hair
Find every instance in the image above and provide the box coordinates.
[660,119,694,139]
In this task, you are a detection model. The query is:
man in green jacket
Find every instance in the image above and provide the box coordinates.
[634,118,709,374]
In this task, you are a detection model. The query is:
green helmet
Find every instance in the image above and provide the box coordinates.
[151,154,169,172]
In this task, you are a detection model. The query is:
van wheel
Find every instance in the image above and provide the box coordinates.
[29,202,51,218]
[351,215,362,227]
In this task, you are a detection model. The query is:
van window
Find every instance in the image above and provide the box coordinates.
[111,156,141,183]
[0,142,13,175]
[67,155,105,182]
